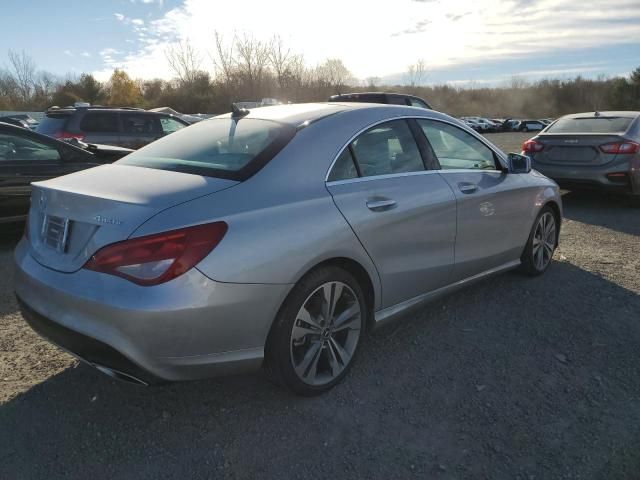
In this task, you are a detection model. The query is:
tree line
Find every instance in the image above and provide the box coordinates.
[1,35,639,118]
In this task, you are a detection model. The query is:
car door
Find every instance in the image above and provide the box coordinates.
[120,113,162,149]
[0,129,93,221]
[416,119,530,281]
[326,119,457,308]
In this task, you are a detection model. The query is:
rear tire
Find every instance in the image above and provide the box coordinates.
[520,206,558,275]
[265,266,366,396]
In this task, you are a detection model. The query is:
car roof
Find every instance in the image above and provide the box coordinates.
[214,102,458,128]
[45,106,159,115]
[562,111,640,119]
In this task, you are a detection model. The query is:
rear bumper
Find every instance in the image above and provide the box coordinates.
[532,160,639,195]
[14,238,292,383]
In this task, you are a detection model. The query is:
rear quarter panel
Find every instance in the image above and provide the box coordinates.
[131,120,385,309]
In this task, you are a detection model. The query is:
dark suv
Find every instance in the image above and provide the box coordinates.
[37,106,189,149]
[328,92,432,109]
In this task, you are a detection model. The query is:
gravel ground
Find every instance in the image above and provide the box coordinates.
[1,134,639,479]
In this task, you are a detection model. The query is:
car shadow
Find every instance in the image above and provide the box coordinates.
[561,189,639,236]
[1,260,640,479]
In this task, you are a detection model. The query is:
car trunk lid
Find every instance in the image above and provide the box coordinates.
[533,134,622,166]
[28,164,238,273]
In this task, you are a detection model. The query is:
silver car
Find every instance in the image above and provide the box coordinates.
[15,103,562,395]
[523,111,640,198]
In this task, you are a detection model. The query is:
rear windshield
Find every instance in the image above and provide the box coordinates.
[547,117,634,134]
[36,115,69,134]
[118,118,296,180]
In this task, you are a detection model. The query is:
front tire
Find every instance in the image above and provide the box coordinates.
[520,206,558,275]
[265,266,366,396]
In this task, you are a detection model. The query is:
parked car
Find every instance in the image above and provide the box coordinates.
[522,111,640,199]
[329,92,432,109]
[463,117,496,132]
[16,103,561,395]
[518,120,546,132]
[2,114,39,130]
[37,105,189,149]
[0,117,31,129]
[504,119,521,132]
[460,118,482,131]
[0,122,132,223]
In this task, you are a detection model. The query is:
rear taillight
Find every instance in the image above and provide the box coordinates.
[599,141,640,154]
[522,139,545,153]
[84,222,228,286]
[52,131,85,141]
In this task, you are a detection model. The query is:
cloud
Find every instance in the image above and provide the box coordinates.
[95,0,640,81]
[81,51,91,58]
[63,50,73,56]
[391,19,432,37]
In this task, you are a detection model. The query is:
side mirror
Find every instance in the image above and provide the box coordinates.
[507,153,531,174]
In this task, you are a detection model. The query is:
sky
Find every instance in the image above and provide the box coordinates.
[3,0,640,86]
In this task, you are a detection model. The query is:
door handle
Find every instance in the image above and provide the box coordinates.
[366,198,397,211]
[458,183,478,194]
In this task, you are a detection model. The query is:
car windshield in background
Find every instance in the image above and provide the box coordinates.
[547,116,634,134]
[118,118,296,180]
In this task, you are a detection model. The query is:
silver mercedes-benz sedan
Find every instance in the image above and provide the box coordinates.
[15,103,562,395]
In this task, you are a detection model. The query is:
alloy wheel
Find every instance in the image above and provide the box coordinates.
[289,281,361,386]
[532,212,556,270]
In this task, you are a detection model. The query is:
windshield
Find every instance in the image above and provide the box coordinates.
[36,115,69,134]
[118,117,296,180]
[547,116,634,134]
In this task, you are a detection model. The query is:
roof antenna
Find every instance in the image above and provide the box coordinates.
[231,103,250,119]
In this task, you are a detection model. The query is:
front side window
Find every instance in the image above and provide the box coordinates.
[350,120,424,177]
[160,116,186,134]
[0,133,60,162]
[80,113,119,133]
[118,118,296,180]
[418,120,497,170]
[121,114,160,134]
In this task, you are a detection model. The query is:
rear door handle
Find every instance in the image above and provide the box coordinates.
[366,199,397,211]
[458,183,478,194]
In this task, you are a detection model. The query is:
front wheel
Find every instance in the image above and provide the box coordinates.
[265,266,366,396]
[520,206,558,275]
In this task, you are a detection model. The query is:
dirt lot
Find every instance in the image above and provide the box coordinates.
[1,134,639,479]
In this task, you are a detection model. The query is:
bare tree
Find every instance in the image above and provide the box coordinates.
[234,33,271,97]
[407,59,426,88]
[7,50,36,104]
[268,35,292,89]
[165,40,202,84]
[366,76,380,88]
[315,58,353,91]
[210,31,236,84]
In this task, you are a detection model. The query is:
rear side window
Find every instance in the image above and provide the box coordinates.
[387,96,408,106]
[121,114,160,134]
[36,115,69,134]
[350,120,424,177]
[409,98,429,109]
[118,118,296,180]
[80,113,119,133]
[328,148,358,182]
[547,117,634,134]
